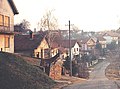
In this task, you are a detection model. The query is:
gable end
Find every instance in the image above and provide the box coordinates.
[8,0,19,15]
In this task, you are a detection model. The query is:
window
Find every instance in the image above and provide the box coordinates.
[77,48,79,51]
[5,36,10,48]
[36,52,39,58]
[4,16,10,27]
[74,48,76,52]
[44,49,49,58]
[0,14,4,26]
[41,49,43,58]
[0,15,10,27]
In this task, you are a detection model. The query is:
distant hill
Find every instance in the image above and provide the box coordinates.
[0,52,55,89]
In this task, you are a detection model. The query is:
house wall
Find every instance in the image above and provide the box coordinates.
[104,36,119,44]
[60,48,68,60]
[60,52,67,60]
[0,0,14,29]
[71,42,80,59]
[87,39,95,50]
[99,40,106,48]
[112,37,119,44]
[112,37,118,40]
[34,38,49,58]
[51,48,59,57]
[103,36,112,44]
[81,44,88,50]
[0,34,14,53]
[0,35,4,51]
[81,39,95,51]
[0,0,15,53]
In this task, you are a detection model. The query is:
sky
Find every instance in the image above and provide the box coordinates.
[14,0,120,32]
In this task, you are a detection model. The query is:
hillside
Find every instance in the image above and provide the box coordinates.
[0,52,55,89]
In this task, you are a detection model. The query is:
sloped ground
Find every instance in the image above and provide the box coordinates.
[105,61,120,80]
[105,59,120,89]
[17,54,40,66]
[0,52,55,89]
[105,52,120,88]
[105,52,120,80]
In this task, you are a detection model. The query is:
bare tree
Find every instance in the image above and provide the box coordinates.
[38,9,58,31]
[38,9,60,50]
[72,25,79,31]
[71,25,81,39]
[14,19,31,32]
[20,19,31,30]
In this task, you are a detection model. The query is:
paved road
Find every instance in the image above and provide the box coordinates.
[63,60,118,89]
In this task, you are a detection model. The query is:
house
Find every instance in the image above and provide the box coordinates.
[15,33,63,79]
[0,0,18,53]
[95,36,106,49]
[80,37,96,54]
[40,41,63,80]
[61,40,81,60]
[79,37,99,67]
[14,34,49,58]
[102,31,120,44]
[48,37,66,79]
[50,41,60,57]
[80,39,97,68]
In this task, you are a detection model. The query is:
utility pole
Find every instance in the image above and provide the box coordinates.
[65,20,74,76]
[69,20,72,76]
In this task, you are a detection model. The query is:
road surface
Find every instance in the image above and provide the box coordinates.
[63,60,118,89]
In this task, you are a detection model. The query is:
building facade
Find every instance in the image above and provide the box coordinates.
[0,0,18,53]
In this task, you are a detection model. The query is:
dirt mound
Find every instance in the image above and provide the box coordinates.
[0,52,55,89]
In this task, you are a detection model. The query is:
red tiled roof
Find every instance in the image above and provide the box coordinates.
[96,36,106,41]
[50,42,59,49]
[103,31,120,37]
[79,37,90,44]
[61,40,79,48]
[14,34,45,51]
[58,47,67,53]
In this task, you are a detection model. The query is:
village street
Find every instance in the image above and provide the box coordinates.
[63,60,118,89]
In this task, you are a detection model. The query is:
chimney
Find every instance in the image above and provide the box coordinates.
[34,28,36,33]
[29,31,34,39]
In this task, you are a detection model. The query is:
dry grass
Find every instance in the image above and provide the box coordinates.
[105,60,120,80]
[0,52,55,89]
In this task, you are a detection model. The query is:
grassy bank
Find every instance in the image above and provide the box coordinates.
[0,52,55,89]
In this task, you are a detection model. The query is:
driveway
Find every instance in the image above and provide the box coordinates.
[63,60,118,89]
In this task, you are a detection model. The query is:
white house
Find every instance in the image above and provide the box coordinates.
[61,40,81,60]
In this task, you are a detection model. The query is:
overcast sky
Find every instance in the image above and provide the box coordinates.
[14,0,120,31]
